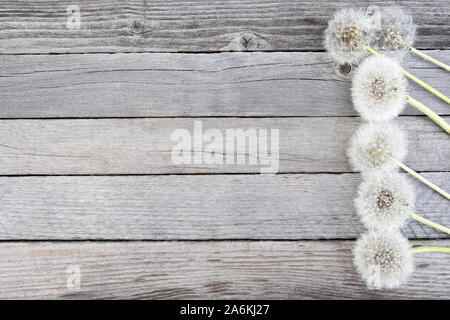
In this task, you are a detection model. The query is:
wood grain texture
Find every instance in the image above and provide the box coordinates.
[0,117,448,174]
[0,173,448,240]
[1,0,449,53]
[1,52,449,118]
[0,241,448,299]
[2,0,449,300]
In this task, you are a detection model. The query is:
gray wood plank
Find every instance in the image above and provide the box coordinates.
[0,173,448,240]
[1,52,449,118]
[0,117,447,174]
[1,1,449,53]
[0,240,448,299]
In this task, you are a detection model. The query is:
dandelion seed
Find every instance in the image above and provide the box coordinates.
[373,7,449,71]
[355,170,414,231]
[354,231,450,289]
[348,122,450,200]
[374,7,415,53]
[352,55,407,121]
[324,8,372,65]
[356,170,450,233]
[325,8,450,103]
[354,231,413,289]
[347,122,406,172]
[352,55,450,132]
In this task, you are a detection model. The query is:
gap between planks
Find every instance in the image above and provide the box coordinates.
[0,114,444,120]
[0,48,444,56]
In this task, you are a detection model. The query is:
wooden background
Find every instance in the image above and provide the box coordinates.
[0,0,449,299]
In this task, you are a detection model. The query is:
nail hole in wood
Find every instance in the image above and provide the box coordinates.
[339,63,352,75]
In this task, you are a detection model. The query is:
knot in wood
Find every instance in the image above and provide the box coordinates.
[131,19,145,34]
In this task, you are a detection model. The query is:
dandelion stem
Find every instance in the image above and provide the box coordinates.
[392,158,450,200]
[406,96,450,134]
[358,42,450,104]
[402,69,450,104]
[409,47,450,72]
[412,246,450,254]
[410,213,450,234]
[358,42,380,56]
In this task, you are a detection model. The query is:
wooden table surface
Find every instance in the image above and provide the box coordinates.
[0,0,449,299]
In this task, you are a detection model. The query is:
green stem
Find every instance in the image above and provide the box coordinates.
[412,246,450,254]
[358,42,450,105]
[406,96,450,134]
[358,42,380,56]
[392,158,450,201]
[409,47,450,72]
[410,213,450,235]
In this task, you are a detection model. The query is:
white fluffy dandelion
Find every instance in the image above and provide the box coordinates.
[347,122,406,172]
[356,170,450,233]
[352,55,407,121]
[325,8,449,103]
[354,231,450,289]
[348,122,450,200]
[352,55,450,132]
[373,7,449,71]
[324,8,372,65]
[373,7,415,53]
[354,231,413,289]
[355,170,414,231]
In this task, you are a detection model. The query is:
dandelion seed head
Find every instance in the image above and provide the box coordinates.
[374,7,415,52]
[352,56,407,121]
[325,8,373,65]
[354,231,413,289]
[355,170,414,231]
[347,122,407,172]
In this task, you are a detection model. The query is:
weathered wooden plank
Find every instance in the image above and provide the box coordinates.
[1,52,449,118]
[0,173,448,240]
[0,1,449,53]
[0,240,448,299]
[0,117,447,174]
